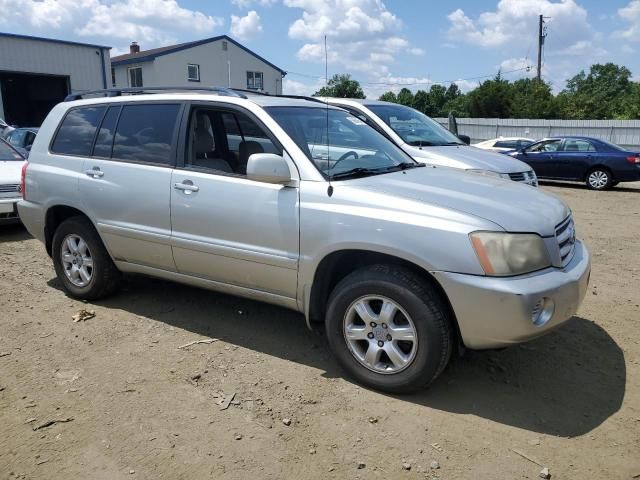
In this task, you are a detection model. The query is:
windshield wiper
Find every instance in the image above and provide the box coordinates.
[330,163,423,180]
[407,140,434,147]
[439,142,464,146]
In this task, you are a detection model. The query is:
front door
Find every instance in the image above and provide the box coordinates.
[521,139,563,178]
[170,105,299,299]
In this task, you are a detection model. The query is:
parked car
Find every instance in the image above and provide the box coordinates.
[474,137,534,152]
[19,87,590,393]
[4,127,39,152]
[0,138,27,223]
[0,118,15,137]
[320,98,538,186]
[508,136,640,190]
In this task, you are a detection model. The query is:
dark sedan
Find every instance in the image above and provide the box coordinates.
[508,136,640,190]
[3,127,38,152]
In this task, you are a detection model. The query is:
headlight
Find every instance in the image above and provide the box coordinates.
[469,232,551,276]
[467,169,509,179]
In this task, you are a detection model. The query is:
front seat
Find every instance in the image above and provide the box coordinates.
[193,113,233,173]
[238,140,264,175]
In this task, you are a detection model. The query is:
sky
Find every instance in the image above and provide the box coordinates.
[1,0,639,98]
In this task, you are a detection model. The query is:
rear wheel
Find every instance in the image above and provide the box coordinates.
[52,216,121,300]
[325,264,453,394]
[586,168,612,190]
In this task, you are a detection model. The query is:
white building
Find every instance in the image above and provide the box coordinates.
[0,32,111,126]
[111,35,286,95]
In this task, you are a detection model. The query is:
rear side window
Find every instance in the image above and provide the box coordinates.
[51,107,106,156]
[494,140,517,149]
[93,106,120,158]
[112,104,180,165]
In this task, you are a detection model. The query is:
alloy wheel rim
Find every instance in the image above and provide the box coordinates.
[343,295,418,374]
[61,234,93,287]
[589,170,608,189]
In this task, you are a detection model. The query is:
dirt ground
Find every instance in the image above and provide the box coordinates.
[1,181,639,480]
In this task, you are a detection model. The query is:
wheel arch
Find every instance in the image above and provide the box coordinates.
[44,205,92,256]
[307,249,463,349]
[584,164,613,181]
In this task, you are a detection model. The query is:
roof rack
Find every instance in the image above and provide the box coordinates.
[64,86,247,102]
[230,89,324,104]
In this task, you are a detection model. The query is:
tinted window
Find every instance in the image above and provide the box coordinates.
[0,140,23,161]
[24,131,36,147]
[9,130,26,147]
[563,139,596,152]
[112,104,180,165]
[93,106,120,158]
[494,140,518,149]
[526,139,562,153]
[51,107,105,156]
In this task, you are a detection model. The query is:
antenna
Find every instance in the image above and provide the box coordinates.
[325,35,333,197]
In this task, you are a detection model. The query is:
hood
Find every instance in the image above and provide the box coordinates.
[342,166,569,236]
[0,160,26,185]
[403,144,532,174]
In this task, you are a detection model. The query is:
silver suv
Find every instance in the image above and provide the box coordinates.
[19,88,590,393]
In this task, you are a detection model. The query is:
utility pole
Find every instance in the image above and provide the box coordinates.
[536,14,547,82]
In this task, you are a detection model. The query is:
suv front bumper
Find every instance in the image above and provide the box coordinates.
[433,240,590,349]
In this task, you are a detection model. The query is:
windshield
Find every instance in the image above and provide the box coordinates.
[0,140,23,161]
[367,104,463,146]
[265,106,417,178]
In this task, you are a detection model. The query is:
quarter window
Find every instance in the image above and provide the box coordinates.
[187,64,200,82]
[51,107,106,156]
[128,67,143,88]
[112,104,180,165]
[247,71,263,90]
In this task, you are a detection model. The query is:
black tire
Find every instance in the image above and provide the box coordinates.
[611,181,619,187]
[586,167,613,190]
[325,264,453,394]
[52,216,121,300]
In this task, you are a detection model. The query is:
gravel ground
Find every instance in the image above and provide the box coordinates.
[1,182,639,480]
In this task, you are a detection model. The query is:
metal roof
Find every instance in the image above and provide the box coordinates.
[111,35,286,75]
[0,31,111,50]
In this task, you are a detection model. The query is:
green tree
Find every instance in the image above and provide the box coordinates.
[396,88,414,106]
[378,91,397,102]
[467,73,513,118]
[510,79,557,119]
[412,90,429,113]
[313,74,365,98]
[427,84,447,116]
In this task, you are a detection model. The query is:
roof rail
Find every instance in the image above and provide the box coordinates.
[64,86,247,102]
[230,89,324,104]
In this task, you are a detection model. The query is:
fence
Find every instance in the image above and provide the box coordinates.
[434,118,640,149]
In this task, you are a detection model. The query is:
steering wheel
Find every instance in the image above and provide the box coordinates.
[337,150,359,162]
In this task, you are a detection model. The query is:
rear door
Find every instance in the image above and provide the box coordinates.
[75,102,183,271]
[170,103,299,299]
[553,138,596,180]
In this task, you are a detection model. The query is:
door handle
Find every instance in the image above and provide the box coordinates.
[85,167,104,178]
[174,182,199,193]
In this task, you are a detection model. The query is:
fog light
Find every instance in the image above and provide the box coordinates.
[531,297,554,327]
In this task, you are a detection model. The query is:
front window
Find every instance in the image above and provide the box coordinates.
[367,104,463,147]
[128,67,143,88]
[526,139,562,153]
[247,71,263,90]
[187,64,200,82]
[266,106,418,179]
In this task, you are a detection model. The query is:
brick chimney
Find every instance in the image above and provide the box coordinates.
[129,42,140,54]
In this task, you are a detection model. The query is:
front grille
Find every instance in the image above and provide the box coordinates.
[555,215,576,266]
[0,184,20,194]
[509,171,537,185]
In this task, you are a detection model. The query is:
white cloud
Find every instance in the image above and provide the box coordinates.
[499,57,535,76]
[284,0,420,77]
[230,10,263,40]
[0,0,223,47]
[232,0,277,8]
[283,78,320,96]
[614,1,640,41]
[447,0,592,51]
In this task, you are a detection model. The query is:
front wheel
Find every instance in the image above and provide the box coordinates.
[586,168,612,190]
[325,265,453,394]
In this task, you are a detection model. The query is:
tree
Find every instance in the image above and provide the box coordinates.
[412,90,429,114]
[313,73,365,98]
[378,91,397,102]
[396,88,414,106]
[510,79,557,119]
[467,73,513,118]
[427,84,447,116]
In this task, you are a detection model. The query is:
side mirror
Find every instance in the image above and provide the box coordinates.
[458,134,471,145]
[246,153,292,184]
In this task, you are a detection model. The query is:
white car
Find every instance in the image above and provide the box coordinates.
[474,137,534,152]
[0,118,15,137]
[321,98,538,186]
[0,138,26,223]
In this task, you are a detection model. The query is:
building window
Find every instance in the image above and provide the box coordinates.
[128,67,143,88]
[222,41,228,51]
[111,68,116,87]
[247,71,263,90]
[187,64,200,82]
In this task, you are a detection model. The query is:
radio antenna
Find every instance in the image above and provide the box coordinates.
[325,34,333,197]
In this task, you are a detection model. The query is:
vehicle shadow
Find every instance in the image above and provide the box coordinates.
[47,275,625,438]
[0,223,32,243]
[539,180,640,193]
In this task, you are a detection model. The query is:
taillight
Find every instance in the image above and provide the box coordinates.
[21,162,28,200]
[627,156,640,165]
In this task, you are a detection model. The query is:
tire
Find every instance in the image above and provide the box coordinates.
[325,264,453,394]
[611,181,619,187]
[52,216,122,300]
[586,168,613,190]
